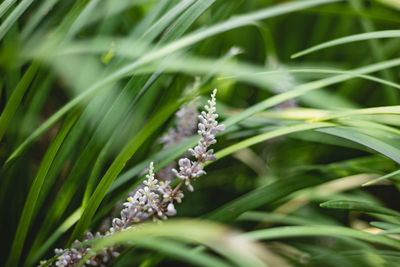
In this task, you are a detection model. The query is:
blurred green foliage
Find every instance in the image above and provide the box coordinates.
[1,0,400,266]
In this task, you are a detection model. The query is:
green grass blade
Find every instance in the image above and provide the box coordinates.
[291,30,400,58]
[318,127,400,164]
[244,225,400,248]
[0,0,17,18]
[320,200,400,217]
[370,221,400,231]
[215,122,335,160]
[362,169,400,187]
[6,110,80,267]
[0,0,35,40]
[0,62,39,143]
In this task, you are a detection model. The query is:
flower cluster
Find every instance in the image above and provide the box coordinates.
[40,89,224,267]
[118,102,199,219]
[110,162,177,233]
[44,232,118,267]
[172,89,225,191]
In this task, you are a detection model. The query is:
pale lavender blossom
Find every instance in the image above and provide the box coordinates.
[172,89,225,192]
[50,232,118,267]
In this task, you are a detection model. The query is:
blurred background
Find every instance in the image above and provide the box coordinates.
[1,0,400,266]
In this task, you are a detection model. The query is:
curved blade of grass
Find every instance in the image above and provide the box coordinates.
[338,119,400,137]
[362,169,400,187]
[0,62,39,143]
[318,127,400,164]
[377,228,400,235]
[0,0,34,40]
[371,222,400,235]
[6,109,80,267]
[321,106,400,121]
[254,106,400,122]
[320,200,400,217]
[0,0,17,18]
[291,30,400,58]
[215,122,335,160]
[6,0,341,163]
[370,221,400,230]
[82,219,267,267]
[244,225,400,248]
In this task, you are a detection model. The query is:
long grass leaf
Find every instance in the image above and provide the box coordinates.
[244,225,400,248]
[318,127,400,164]
[320,200,400,217]
[291,30,400,58]
[6,110,80,267]
[0,0,34,40]
[362,169,400,186]
[215,122,335,160]
[0,62,39,143]
[0,0,17,18]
